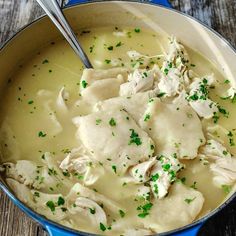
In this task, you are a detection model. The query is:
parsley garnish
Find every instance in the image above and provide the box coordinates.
[151,173,159,181]
[228,131,235,146]
[81,80,88,88]
[134,28,141,33]
[222,185,232,194]
[99,223,106,231]
[107,46,113,51]
[96,119,102,125]
[109,118,116,126]
[119,209,125,218]
[112,165,117,173]
[42,59,49,64]
[89,208,96,214]
[137,202,153,218]
[46,201,55,212]
[57,196,65,206]
[128,129,142,146]
[38,131,46,137]
[184,197,196,204]
[105,59,111,64]
[144,114,151,121]
[116,42,122,47]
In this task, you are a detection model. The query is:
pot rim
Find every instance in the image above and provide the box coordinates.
[0,1,236,235]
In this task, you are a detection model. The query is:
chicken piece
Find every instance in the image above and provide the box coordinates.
[120,69,154,96]
[187,76,218,119]
[150,155,184,199]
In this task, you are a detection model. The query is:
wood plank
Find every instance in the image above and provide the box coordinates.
[0,0,236,236]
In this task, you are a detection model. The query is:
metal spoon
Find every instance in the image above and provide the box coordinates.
[36,0,93,68]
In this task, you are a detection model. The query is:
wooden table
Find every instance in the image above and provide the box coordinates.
[0,0,236,235]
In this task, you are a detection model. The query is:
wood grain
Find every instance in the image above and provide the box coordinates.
[0,0,236,235]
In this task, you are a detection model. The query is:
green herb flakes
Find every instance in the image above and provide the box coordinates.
[96,119,102,125]
[89,208,96,214]
[144,114,151,121]
[116,42,122,47]
[184,197,196,204]
[109,118,116,127]
[105,59,111,64]
[112,165,117,173]
[99,222,106,231]
[57,196,65,206]
[221,185,232,194]
[134,28,141,33]
[46,201,55,212]
[38,131,47,137]
[119,209,125,218]
[129,129,142,146]
[81,80,88,88]
[137,202,153,218]
[107,46,113,51]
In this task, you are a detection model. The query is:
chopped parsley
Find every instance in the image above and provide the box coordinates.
[190,181,197,189]
[157,92,166,98]
[184,197,196,204]
[81,80,88,88]
[38,131,47,137]
[112,165,117,173]
[96,119,102,125]
[144,114,151,121]
[42,59,49,64]
[129,129,142,146]
[162,163,171,171]
[134,28,141,33]
[119,209,125,218]
[221,185,232,194]
[109,118,116,127]
[227,131,235,146]
[218,106,229,118]
[107,46,113,51]
[116,42,122,47]
[105,59,111,64]
[46,201,55,212]
[89,208,96,214]
[212,112,219,123]
[34,192,40,197]
[57,196,65,206]
[151,173,159,182]
[99,222,106,231]
[28,100,34,105]
[224,79,230,84]
[89,45,95,53]
[137,202,153,218]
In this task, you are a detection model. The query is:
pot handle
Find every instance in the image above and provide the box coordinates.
[66,0,172,8]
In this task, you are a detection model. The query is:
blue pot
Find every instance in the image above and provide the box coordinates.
[0,0,236,235]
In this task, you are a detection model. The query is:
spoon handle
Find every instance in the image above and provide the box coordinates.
[36,0,93,68]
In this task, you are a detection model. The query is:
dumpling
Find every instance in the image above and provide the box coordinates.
[94,92,154,123]
[81,76,124,104]
[140,98,205,159]
[143,182,204,233]
[80,68,129,104]
[73,108,155,174]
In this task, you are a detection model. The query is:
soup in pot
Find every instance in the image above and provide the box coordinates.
[0,27,236,235]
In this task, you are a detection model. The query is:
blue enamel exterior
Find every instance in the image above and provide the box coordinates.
[0,0,235,236]
[68,0,172,8]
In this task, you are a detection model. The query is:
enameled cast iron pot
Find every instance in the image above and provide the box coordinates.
[0,1,236,235]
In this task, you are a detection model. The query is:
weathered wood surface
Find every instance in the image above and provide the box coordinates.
[0,0,236,235]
